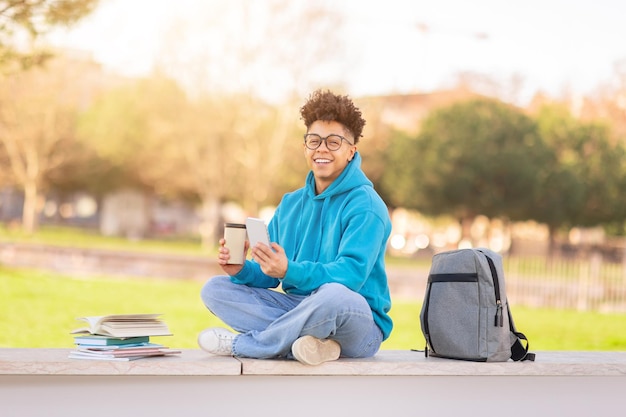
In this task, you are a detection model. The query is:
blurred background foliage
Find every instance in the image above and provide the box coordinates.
[2,1,626,351]
[2,0,626,252]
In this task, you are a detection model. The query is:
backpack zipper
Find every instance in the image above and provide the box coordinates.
[482,252,504,327]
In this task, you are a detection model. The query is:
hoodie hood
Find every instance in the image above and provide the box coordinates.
[304,152,372,199]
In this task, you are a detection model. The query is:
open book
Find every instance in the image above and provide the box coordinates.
[69,346,181,361]
[71,314,172,338]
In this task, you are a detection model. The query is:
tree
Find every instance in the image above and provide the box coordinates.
[146,0,346,246]
[78,75,191,196]
[571,122,626,228]
[0,1,100,233]
[0,0,98,69]
[381,98,551,245]
[174,94,293,246]
[155,0,345,103]
[586,59,626,141]
[160,91,309,247]
[529,104,626,252]
[0,54,103,233]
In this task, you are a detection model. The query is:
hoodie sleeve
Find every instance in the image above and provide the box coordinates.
[230,260,281,289]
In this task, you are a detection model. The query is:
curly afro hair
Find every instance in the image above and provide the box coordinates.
[299,89,366,143]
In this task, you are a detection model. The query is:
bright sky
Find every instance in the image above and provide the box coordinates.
[49,0,626,105]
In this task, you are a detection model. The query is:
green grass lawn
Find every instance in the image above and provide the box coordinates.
[2,265,625,351]
[0,224,209,256]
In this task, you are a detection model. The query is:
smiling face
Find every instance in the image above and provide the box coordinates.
[304,120,357,194]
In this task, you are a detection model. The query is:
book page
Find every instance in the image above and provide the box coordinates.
[71,314,164,334]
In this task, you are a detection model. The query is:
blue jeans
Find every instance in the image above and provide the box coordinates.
[200,276,383,359]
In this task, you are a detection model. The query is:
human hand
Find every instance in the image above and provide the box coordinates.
[217,238,249,275]
[250,242,288,278]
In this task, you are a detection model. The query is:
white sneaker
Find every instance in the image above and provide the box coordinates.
[198,327,236,355]
[291,335,341,365]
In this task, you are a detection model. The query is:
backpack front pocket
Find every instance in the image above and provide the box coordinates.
[425,273,481,360]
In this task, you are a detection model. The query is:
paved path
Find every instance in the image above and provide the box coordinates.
[0,242,429,300]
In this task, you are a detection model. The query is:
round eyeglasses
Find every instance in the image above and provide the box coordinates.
[303,133,354,151]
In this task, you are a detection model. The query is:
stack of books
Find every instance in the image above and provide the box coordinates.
[68,313,181,361]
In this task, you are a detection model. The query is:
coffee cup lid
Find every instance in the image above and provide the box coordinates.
[224,223,246,228]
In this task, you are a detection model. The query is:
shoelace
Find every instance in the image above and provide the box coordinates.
[214,333,234,355]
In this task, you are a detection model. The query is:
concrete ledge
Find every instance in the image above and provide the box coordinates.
[240,349,626,376]
[0,348,240,376]
[2,349,625,417]
[2,348,625,376]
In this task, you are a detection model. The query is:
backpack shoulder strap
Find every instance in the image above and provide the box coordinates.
[507,304,536,361]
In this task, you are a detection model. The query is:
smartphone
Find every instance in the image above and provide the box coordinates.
[246,217,271,247]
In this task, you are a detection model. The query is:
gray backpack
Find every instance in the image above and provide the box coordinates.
[420,248,535,362]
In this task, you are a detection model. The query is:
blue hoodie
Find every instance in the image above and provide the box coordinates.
[231,152,393,340]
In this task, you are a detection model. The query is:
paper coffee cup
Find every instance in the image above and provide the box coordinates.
[224,223,247,264]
